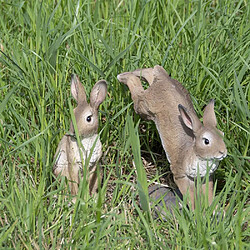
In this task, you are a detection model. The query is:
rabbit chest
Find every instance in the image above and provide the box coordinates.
[70,134,102,168]
[55,134,102,172]
[186,157,219,178]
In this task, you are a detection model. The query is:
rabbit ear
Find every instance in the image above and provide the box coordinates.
[71,74,87,105]
[90,80,107,109]
[178,104,202,132]
[203,99,217,128]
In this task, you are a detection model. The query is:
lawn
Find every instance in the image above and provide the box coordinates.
[0,0,249,248]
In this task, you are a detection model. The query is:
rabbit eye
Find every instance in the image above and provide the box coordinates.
[203,138,210,145]
[86,116,92,122]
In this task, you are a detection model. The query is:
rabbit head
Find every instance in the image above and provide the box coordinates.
[70,74,107,137]
[178,100,227,163]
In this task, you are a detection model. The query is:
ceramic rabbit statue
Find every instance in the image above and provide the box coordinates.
[53,75,107,199]
[117,65,227,209]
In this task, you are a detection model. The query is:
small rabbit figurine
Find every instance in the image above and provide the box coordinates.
[117,65,227,209]
[53,74,107,199]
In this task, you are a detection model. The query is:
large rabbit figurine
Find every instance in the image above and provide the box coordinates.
[117,65,227,209]
[53,75,107,198]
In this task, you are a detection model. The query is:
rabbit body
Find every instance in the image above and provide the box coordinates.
[117,65,227,209]
[53,75,107,198]
[54,134,102,195]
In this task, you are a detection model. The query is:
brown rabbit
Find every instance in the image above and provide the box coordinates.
[117,65,227,209]
[53,75,107,200]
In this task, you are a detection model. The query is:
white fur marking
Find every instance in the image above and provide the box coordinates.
[186,158,219,178]
[79,134,102,167]
[55,134,102,172]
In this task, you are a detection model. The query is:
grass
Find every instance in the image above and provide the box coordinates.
[0,0,249,248]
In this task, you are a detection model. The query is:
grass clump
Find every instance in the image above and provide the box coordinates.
[0,0,249,248]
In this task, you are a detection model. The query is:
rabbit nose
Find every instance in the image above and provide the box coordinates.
[219,149,227,158]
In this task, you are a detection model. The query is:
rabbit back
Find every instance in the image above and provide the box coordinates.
[53,135,70,178]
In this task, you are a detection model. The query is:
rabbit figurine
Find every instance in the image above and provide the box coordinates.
[117,65,227,209]
[53,74,107,199]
